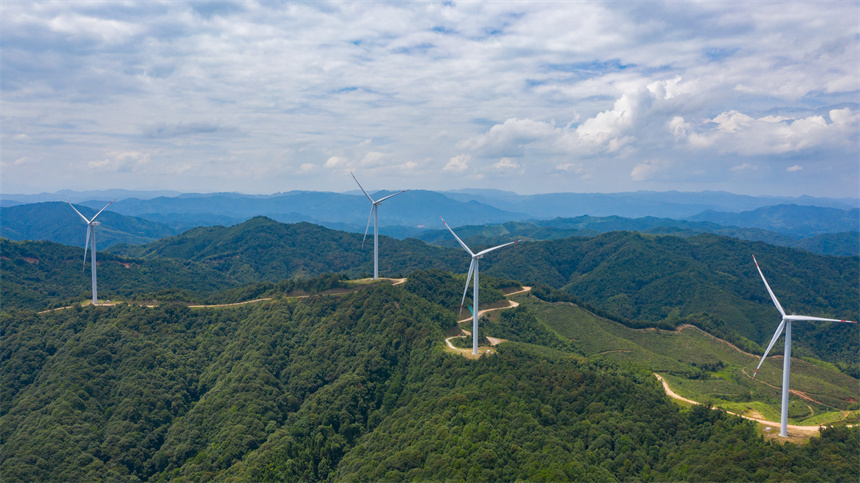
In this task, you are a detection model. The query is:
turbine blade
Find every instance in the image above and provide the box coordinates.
[475,239,522,257]
[351,172,375,203]
[785,315,857,323]
[90,199,115,222]
[68,202,91,224]
[440,217,474,256]
[362,205,374,248]
[754,318,786,377]
[460,259,476,315]
[83,225,91,271]
[375,189,409,204]
[752,255,786,317]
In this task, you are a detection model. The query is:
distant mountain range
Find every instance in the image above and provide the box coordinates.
[4,188,857,219]
[690,204,860,237]
[442,189,858,218]
[0,202,178,248]
[4,198,856,256]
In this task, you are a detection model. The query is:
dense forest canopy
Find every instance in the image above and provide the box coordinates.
[2,217,858,480]
[1,281,857,481]
[3,218,857,371]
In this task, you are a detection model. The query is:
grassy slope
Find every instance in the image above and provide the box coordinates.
[515,295,858,426]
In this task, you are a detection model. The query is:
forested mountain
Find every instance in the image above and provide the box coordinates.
[1,283,857,482]
[690,204,860,237]
[482,232,859,369]
[7,216,856,369]
[0,238,241,311]
[793,231,860,257]
[109,217,468,282]
[0,202,178,247]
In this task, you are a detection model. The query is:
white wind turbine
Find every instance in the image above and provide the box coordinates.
[351,173,408,280]
[442,217,521,355]
[751,255,856,437]
[69,201,114,305]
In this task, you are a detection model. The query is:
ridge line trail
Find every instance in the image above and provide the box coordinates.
[35,277,407,312]
[654,373,827,437]
[445,286,532,358]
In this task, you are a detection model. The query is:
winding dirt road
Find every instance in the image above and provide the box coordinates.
[445,286,531,358]
[653,373,826,437]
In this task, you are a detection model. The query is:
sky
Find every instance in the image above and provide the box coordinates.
[2,1,858,197]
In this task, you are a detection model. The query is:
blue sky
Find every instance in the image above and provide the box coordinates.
[2,1,858,197]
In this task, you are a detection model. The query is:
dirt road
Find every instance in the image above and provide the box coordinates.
[654,373,825,438]
[446,286,531,358]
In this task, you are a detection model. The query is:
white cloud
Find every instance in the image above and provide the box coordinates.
[731,163,757,172]
[685,108,859,156]
[443,154,470,173]
[787,165,803,172]
[493,158,520,171]
[324,156,349,169]
[87,151,151,173]
[297,163,317,174]
[630,160,663,181]
[555,163,583,173]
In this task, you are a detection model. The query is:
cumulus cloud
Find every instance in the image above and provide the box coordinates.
[685,108,859,156]
[324,156,349,169]
[457,118,558,156]
[461,77,698,160]
[630,160,663,181]
[297,163,317,174]
[731,163,757,172]
[442,154,470,173]
[493,158,521,171]
[787,165,803,172]
[88,150,150,173]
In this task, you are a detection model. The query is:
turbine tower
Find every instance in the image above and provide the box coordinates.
[69,201,114,305]
[351,173,408,280]
[751,255,856,437]
[442,217,520,355]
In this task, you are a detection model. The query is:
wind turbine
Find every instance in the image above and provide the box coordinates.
[68,201,114,305]
[351,172,408,280]
[751,255,856,437]
[442,217,520,355]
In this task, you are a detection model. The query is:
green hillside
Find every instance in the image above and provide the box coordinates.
[5,218,857,372]
[484,232,859,371]
[2,283,857,482]
[0,238,241,311]
[517,295,858,426]
[109,217,468,282]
